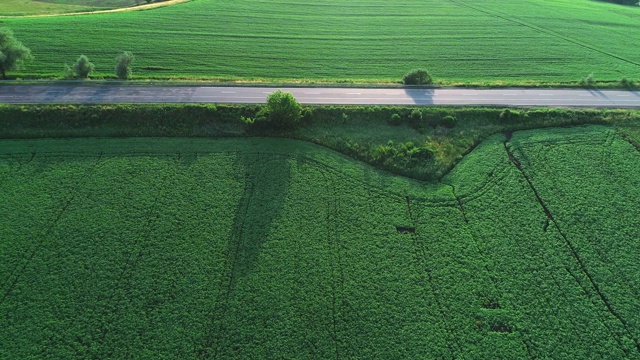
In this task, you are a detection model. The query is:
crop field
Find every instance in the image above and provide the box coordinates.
[1,0,639,84]
[1,125,639,358]
[0,0,139,16]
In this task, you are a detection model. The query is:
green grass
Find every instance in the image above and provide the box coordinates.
[2,103,640,181]
[1,125,640,358]
[1,0,639,84]
[0,0,138,16]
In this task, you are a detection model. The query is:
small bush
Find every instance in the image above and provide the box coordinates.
[115,51,135,80]
[408,109,423,129]
[73,55,95,79]
[63,64,74,79]
[403,69,433,85]
[388,113,402,126]
[442,115,457,128]
[498,109,521,123]
[621,78,635,89]
[255,90,302,128]
[370,140,434,170]
[580,73,595,87]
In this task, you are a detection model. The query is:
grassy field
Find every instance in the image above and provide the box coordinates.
[1,0,639,84]
[1,125,639,358]
[0,0,139,16]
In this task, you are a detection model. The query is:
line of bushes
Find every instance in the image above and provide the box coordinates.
[1,104,638,180]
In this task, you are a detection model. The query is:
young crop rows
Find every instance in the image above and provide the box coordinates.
[2,0,639,83]
[0,129,639,358]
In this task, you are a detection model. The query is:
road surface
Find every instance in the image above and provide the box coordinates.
[1,85,639,107]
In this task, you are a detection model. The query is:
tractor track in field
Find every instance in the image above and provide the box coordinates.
[0,152,102,307]
[503,137,640,355]
[84,155,175,360]
[502,139,631,355]
[536,134,640,302]
[405,197,460,360]
[448,0,640,68]
[447,183,536,359]
[316,167,345,360]
[196,156,266,360]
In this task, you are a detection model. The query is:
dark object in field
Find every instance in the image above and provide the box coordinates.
[395,226,416,234]
[482,299,501,309]
[490,323,513,333]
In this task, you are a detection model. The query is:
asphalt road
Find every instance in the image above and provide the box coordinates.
[1,85,639,107]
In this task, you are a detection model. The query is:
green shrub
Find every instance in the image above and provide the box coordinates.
[63,64,74,79]
[442,115,457,128]
[301,107,314,122]
[115,51,135,80]
[388,113,402,126]
[620,78,635,89]
[580,73,595,87]
[255,90,302,128]
[408,109,423,129]
[403,69,433,85]
[72,55,95,79]
[0,27,33,80]
[498,109,522,123]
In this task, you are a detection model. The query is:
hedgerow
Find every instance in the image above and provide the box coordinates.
[0,104,638,180]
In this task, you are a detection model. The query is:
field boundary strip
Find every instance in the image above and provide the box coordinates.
[0,143,456,205]
[0,0,192,18]
[447,0,640,68]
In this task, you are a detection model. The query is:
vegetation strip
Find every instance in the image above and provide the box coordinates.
[503,136,640,354]
[1,0,638,85]
[1,126,640,357]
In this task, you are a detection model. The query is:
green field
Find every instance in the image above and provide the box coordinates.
[1,0,639,84]
[0,0,139,16]
[1,125,639,358]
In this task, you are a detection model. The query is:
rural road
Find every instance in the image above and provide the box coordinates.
[1,85,639,107]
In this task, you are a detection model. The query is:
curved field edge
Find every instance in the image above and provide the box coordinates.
[0,137,448,201]
[1,0,639,85]
[1,103,639,181]
[1,126,639,358]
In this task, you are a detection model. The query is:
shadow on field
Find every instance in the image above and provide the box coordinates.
[404,88,435,105]
[226,153,291,285]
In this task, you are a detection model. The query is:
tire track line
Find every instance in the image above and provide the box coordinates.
[504,137,640,355]
[448,0,640,68]
[195,155,264,360]
[405,197,460,360]
[88,159,174,359]
[317,167,344,360]
[0,152,103,307]
[446,183,536,359]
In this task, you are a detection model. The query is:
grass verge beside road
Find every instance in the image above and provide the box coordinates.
[1,104,639,180]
